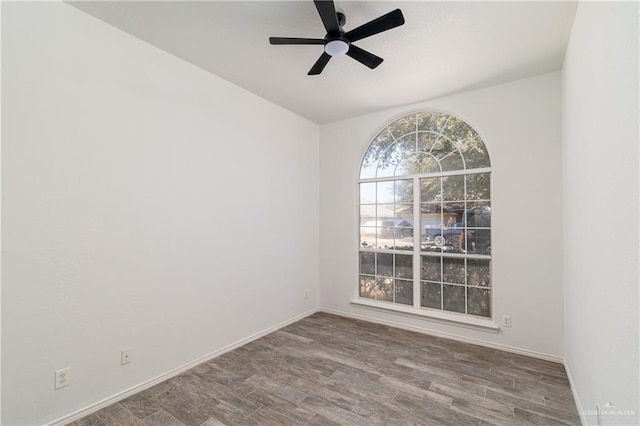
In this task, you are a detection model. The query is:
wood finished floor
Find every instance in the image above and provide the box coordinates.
[69,313,580,426]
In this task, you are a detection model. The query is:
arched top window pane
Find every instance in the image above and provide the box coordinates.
[360,112,490,178]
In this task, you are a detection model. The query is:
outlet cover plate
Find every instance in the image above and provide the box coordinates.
[121,348,132,365]
[55,367,70,390]
[502,315,512,328]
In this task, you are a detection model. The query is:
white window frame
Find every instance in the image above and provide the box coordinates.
[353,111,498,332]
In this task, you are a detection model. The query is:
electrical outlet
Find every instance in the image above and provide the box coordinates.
[121,348,132,365]
[502,315,512,328]
[55,367,70,390]
[304,290,308,300]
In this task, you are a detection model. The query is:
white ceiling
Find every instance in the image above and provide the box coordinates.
[69,1,577,124]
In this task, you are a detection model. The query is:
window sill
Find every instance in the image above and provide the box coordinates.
[350,298,500,333]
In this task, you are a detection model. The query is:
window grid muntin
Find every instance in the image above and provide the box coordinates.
[359,172,492,318]
[360,111,488,181]
[359,179,414,252]
[419,171,491,257]
[419,254,492,316]
[358,252,413,305]
[372,131,474,178]
[418,171,491,317]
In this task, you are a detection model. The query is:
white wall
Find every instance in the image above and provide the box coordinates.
[562,2,639,425]
[319,72,564,358]
[1,2,319,425]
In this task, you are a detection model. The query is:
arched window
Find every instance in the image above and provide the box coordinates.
[358,111,492,319]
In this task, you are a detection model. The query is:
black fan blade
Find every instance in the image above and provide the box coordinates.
[314,0,340,35]
[308,52,332,75]
[344,9,405,42]
[347,44,383,69]
[269,37,325,45]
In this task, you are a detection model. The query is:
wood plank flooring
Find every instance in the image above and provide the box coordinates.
[69,313,580,426]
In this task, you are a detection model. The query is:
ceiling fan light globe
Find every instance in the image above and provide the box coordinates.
[325,40,349,56]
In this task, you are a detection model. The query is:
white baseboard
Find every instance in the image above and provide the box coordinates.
[49,308,320,426]
[320,307,565,364]
[563,359,587,426]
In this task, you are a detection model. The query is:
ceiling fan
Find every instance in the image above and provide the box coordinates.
[269,1,405,75]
